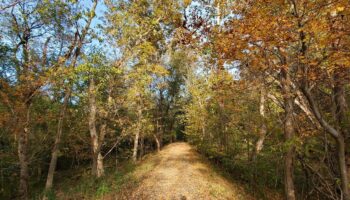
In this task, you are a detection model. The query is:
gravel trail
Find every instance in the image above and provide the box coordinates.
[128,142,254,200]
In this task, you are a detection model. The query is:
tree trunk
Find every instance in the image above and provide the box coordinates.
[252,86,267,161]
[132,108,142,162]
[333,77,349,200]
[18,127,29,200]
[91,152,104,178]
[132,128,140,162]
[333,73,348,134]
[281,69,296,200]
[45,88,71,191]
[18,105,30,200]
[337,135,349,200]
[154,134,161,152]
[159,130,163,148]
[88,78,104,178]
[140,136,144,159]
[92,124,106,178]
[154,120,161,152]
[92,152,104,178]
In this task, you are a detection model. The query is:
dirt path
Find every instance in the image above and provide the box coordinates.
[127,142,254,200]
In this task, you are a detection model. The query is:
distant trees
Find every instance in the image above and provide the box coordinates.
[106,0,184,161]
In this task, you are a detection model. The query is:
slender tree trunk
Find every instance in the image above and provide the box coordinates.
[45,88,71,192]
[88,78,104,178]
[156,118,163,148]
[202,124,206,142]
[140,136,144,159]
[252,87,267,161]
[95,153,104,177]
[133,108,142,162]
[89,77,98,176]
[281,69,296,200]
[337,135,349,200]
[132,128,140,162]
[159,129,163,148]
[333,77,349,199]
[16,29,31,200]
[333,74,348,133]
[18,129,29,200]
[154,120,161,152]
[250,87,268,187]
[18,104,30,200]
[95,123,106,178]
[154,134,161,152]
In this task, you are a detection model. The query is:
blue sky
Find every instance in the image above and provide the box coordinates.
[81,0,107,29]
[81,0,120,60]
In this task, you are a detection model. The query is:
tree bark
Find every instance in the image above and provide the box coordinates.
[140,136,144,159]
[132,108,142,162]
[333,73,348,132]
[333,77,349,199]
[281,68,296,200]
[154,134,161,152]
[159,127,163,148]
[154,119,161,151]
[337,135,349,200]
[45,88,71,191]
[132,128,140,162]
[253,86,267,161]
[89,77,104,178]
[18,124,29,200]
[18,104,30,200]
[18,129,29,200]
[94,153,104,178]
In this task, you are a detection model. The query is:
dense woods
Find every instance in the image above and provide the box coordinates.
[0,0,349,200]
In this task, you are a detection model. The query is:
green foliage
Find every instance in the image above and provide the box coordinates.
[96,183,110,197]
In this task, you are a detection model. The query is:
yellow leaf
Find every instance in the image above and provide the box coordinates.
[184,0,192,6]
[337,6,345,12]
